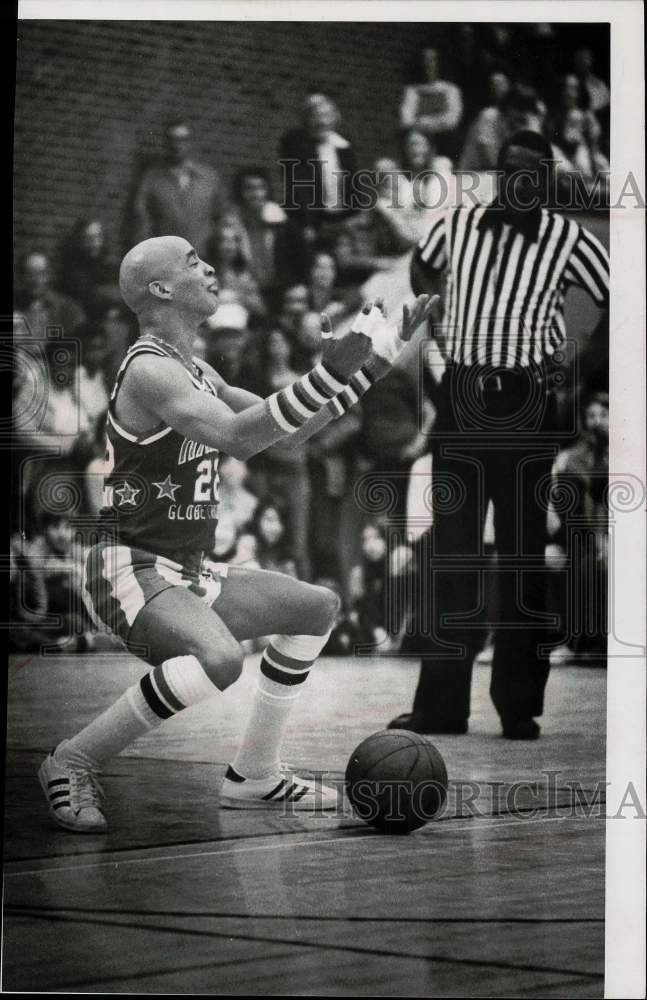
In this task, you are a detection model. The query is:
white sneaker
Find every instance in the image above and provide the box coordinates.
[38,742,108,833]
[220,764,339,811]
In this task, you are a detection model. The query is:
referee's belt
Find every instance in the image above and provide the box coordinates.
[444,364,545,394]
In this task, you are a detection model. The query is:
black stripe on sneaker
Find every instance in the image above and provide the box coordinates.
[53,800,71,810]
[260,660,310,686]
[152,665,185,713]
[48,778,69,788]
[225,765,245,783]
[291,786,310,802]
[140,672,174,719]
[262,778,288,801]
[277,782,299,801]
[50,789,70,801]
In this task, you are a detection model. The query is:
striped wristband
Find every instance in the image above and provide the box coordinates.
[268,361,348,433]
[326,365,377,417]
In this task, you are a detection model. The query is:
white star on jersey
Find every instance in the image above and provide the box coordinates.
[152,474,181,501]
[114,481,141,506]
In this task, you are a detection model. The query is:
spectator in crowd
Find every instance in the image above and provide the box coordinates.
[228,166,309,307]
[458,83,545,172]
[209,220,267,323]
[245,499,298,578]
[272,284,311,358]
[75,321,111,435]
[356,364,433,543]
[488,71,511,108]
[279,92,358,237]
[95,303,137,386]
[245,328,312,579]
[13,336,97,534]
[307,393,362,583]
[201,301,258,390]
[212,455,259,560]
[444,25,491,141]
[547,392,609,666]
[573,47,610,113]
[306,252,346,321]
[58,218,121,319]
[348,522,414,648]
[391,129,459,241]
[14,251,85,340]
[549,75,609,193]
[9,531,49,652]
[27,511,94,650]
[399,48,463,158]
[132,119,225,256]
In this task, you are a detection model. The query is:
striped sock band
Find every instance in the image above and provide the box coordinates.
[268,361,348,433]
[261,642,314,687]
[138,654,217,721]
[327,365,377,417]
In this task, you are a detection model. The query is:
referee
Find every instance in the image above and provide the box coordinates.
[390,130,609,740]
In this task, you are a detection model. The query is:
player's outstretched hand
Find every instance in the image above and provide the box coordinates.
[357,294,441,381]
[320,305,373,379]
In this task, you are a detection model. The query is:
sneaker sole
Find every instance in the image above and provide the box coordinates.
[37,763,108,834]
[219,793,338,811]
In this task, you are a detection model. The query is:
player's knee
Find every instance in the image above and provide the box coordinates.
[311,585,341,634]
[192,640,244,690]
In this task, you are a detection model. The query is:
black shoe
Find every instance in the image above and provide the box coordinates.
[501,718,541,740]
[387,712,468,735]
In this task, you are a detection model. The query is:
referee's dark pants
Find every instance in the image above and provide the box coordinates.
[405,363,557,726]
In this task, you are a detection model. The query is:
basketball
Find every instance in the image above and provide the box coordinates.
[345,729,449,834]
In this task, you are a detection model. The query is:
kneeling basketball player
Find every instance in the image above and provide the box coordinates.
[39,235,436,831]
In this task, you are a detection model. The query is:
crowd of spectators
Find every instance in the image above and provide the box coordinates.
[11,23,610,659]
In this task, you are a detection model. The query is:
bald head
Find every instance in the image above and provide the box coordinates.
[119,236,193,313]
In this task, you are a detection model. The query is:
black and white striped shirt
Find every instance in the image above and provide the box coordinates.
[414,203,609,368]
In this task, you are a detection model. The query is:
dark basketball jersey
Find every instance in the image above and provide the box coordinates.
[99,338,221,565]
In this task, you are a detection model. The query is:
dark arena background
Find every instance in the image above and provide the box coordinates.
[6,16,618,998]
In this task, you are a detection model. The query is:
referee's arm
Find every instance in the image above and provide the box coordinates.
[563,224,609,306]
[410,214,448,298]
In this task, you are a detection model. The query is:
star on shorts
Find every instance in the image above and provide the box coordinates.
[152,474,181,501]
[115,481,141,506]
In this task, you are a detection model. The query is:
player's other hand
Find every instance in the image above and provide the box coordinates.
[320,306,373,379]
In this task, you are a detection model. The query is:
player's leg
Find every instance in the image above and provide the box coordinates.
[212,567,341,809]
[39,561,243,832]
[212,565,339,640]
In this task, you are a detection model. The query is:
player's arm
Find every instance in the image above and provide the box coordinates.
[126,331,372,462]
[195,359,265,412]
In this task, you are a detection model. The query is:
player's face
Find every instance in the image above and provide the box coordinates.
[171,246,219,317]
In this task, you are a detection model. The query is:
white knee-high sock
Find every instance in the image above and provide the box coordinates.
[55,655,219,770]
[231,632,331,779]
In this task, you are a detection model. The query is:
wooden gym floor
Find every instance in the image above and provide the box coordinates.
[3,652,605,996]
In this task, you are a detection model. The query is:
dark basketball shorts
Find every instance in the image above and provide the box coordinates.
[83,541,229,642]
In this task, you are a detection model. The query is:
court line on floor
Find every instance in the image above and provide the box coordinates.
[5,904,605,924]
[4,907,605,982]
[3,813,585,879]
